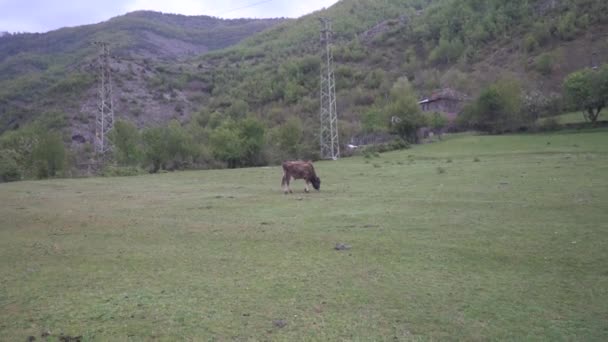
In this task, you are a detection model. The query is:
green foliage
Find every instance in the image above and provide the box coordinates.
[556,12,579,41]
[209,117,266,168]
[142,121,197,172]
[523,34,539,53]
[534,53,555,76]
[429,37,464,65]
[269,116,303,160]
[238,117,266,167]
[0,116,69,180]
[109,120,142,166]
[0,149,21,182]
[32,131,66,179]
[429,112,448,133]
[364,69,386,90]
[563,64,608,124]
[3,0,607,175]
[361,107,387,133]
[462,78,527,133]
[225,99,249,120]
[209,124,244,168]
[385,77,427,143]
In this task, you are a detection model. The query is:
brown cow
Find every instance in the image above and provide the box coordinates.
[281,160,321,194]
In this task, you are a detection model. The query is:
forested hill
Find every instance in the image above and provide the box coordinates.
[0,11,287,132]
[1,0,607,180]
[188,0,607,153]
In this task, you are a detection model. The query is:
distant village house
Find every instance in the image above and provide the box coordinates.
[418,88,469,133]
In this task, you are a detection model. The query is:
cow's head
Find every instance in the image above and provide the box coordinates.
[311,176,321,191]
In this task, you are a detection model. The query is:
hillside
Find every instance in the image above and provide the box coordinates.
[1,0,608,177]
[0,11,287,133]
[195,0,608,124]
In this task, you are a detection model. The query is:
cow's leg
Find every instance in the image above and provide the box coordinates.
[282,173,292,194]
[304,181,310,193]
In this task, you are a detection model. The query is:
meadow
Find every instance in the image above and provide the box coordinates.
[1,130,607,341]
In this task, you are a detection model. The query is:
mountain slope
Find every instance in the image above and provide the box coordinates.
[0,11,286,132]
[188,0,607,143]
[1,0,607,174]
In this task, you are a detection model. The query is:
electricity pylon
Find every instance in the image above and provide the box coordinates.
[319,18,339,160]
[93,41,114,155]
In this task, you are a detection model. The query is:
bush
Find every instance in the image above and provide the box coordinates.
[142,121,197,172]
[210,117,266,168]
[109,120,141,166]
[0,149,21,182]
[32,132,66,179]
[101,165,145,177]
[385,78,428,143]
[462,78,527,133]
[534,53,554,76]
[563,64,608,124]
[523,34,539,52]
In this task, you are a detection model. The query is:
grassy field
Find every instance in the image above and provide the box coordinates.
[1,130,608,341]
[537,111,596,125]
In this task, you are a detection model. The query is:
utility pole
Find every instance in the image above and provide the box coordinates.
[319,17,340,160]
[93,41,114,156]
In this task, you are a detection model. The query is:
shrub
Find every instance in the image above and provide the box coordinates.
[0,149,21,182]
[142,121,197,172]
[385,78,428,143]
[109,120,141,166]
[534,53,554,76]
[523,34,539,52]
[32,132,66,179]
[462,78,527,133]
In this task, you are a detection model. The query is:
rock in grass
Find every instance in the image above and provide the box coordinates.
[335,243,352,251]
[273,319,288,328]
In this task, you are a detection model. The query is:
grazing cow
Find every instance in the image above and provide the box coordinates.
[281,160,321,194]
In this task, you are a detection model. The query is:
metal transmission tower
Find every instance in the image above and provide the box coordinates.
[93,41,115,155]
[319,18,340,160]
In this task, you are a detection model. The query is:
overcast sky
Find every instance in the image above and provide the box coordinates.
[0,0,340,33]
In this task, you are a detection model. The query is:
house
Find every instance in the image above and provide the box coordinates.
[418,88,470,131]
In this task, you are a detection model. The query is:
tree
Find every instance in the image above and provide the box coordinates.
[32,131,66,178]
[141,127,168,172]
[0,149,21,182]
[209,122,243,168]
[109,120,141,165]
[464,78,524,133]
[429,112,448,137]
[210,117,266,168]
[141,121,196,172]
[385,77,427,143]
[564,64,608,124]
[238,117,266,166]
[271,116,303,159]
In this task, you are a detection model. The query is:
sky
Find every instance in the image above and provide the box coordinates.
[0,0,341,33]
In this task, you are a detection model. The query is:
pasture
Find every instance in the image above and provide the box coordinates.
[1,130,608,340]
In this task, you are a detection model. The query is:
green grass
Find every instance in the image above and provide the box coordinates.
[1,130,608,340]
[538,111,594,125]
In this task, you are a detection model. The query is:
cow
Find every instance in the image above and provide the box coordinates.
[281,160,321,194]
